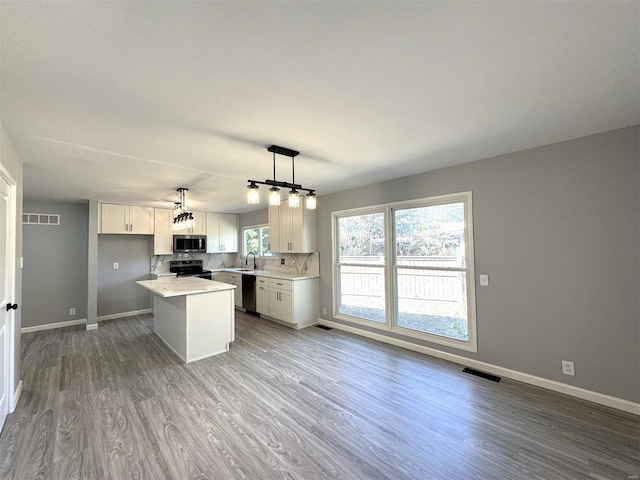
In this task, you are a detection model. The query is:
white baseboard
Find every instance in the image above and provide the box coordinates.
[97,308,152,321]
[10,380,22,412]
[86,323,98,331]
[319,319,640,415]
[21,318,87,334]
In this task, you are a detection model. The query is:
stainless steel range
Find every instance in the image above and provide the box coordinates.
[169,260,213,280]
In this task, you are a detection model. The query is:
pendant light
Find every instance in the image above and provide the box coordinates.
[305,191,317,210]
[173,188,196,230]
[269,186,281,206]
[247,182,260,204]
[247,145,316,210]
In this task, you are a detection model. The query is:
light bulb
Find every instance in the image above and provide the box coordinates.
[288,189,300,208]
[305,192,316,210]
[269,187,281,206]
[247,183,260,204]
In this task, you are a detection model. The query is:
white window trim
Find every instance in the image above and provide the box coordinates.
[242,224,277,258]
[331,191,477,353]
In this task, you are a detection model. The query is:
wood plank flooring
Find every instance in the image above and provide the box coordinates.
[0,312,638,479]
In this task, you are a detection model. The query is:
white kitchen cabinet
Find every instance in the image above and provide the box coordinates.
[262,277,318,329]
[206,212,239,253]
[153,208,173,255]
[171,210,206,235]
[256,276,269,315]
[100,203,154,234]
[225,272,243,308]
[268,284,293,323]
[190,211,207,235]
[268,204,316,253]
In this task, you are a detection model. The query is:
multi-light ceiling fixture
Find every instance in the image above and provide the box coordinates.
[247,145,316,210]
[173,187,195,230]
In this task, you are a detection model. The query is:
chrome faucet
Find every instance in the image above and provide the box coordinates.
[246,252,257,270]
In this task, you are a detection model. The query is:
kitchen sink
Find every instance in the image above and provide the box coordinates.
[233,268,255,272]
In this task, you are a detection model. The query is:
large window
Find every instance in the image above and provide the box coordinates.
[337,210,386,323]
[333,192,476,351]
[243,225,274,257]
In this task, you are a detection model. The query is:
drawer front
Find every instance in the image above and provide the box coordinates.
[268,278,293,291]
[227,273,242,282]
[256,276,268,286]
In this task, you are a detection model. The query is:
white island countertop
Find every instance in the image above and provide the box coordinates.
[137,277,236,298]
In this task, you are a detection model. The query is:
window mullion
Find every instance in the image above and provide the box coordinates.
[384,205,395,330]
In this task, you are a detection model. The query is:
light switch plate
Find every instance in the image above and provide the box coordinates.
[113,262,119,269]
[479,274,489,286]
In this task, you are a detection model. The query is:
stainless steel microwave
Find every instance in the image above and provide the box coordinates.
[173,235,207,253]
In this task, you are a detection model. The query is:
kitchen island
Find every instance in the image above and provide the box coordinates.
[136,277,236,363]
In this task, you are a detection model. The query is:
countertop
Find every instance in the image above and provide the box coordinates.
[151,268,319,281]
[218,268,319,281]
[137,277,236,298]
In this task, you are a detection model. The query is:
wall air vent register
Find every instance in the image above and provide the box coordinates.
[22,213,60,225]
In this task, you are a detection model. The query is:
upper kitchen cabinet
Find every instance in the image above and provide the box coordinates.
[175,211,206,235]
[188,211,207,235]
[154,208,173,255]
[206,213,239,253]
[99,203,154,234]
[269,204,316,253]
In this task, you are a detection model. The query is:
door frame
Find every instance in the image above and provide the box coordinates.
[0,162,18,415]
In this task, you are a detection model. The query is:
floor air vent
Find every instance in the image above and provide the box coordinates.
[316,325,333,330]
[463,367,501,382]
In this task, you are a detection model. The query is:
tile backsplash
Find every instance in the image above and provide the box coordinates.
[151,252,319,276]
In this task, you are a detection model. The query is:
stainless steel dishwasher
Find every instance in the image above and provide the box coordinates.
[242,274,257,314]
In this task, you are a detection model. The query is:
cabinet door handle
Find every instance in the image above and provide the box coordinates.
[130,224,133,231]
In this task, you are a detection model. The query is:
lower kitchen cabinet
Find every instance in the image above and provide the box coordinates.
[256,277,269,314]
[225,273,243,308]
[268,282,293,323]
[262,277,318,329]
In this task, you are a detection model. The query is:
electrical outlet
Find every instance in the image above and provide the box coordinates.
[562,360,575,376]
[322,307,327,316]
[69,308,76,316]
[479,274,489,286]
[113,262,119,269]
[280,258,285,265]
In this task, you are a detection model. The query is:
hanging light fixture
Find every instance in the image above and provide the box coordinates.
[247,182,260,204]
[305,191,317,210]
[173,188,196,230]
[247,145,316,210]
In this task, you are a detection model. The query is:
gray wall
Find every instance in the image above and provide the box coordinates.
[22,200,89,328]
[317,126,640,403]
[1,121,23,392]
[98,235,152,316]
[240,208,268,228]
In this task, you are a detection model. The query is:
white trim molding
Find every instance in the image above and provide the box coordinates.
[86,323,98,331]
[10,380,22,412]
[97,308,152,322]
[21,319,87,334]
[320,319,640,415]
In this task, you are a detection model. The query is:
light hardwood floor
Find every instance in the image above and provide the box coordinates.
[0,312,638,479]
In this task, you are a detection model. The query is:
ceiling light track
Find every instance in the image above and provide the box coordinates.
[247,145,316,209]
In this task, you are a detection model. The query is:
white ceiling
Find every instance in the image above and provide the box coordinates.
[1,1,638,213]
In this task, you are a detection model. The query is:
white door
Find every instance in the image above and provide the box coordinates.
[0,175,14,433]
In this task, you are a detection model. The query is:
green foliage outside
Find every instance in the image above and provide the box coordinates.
[339,203,464,258]
[244,226,273,256]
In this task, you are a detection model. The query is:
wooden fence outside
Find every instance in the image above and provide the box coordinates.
[339,256,465,303]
